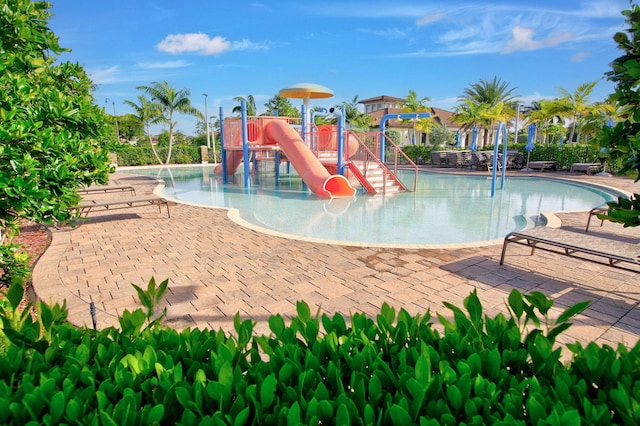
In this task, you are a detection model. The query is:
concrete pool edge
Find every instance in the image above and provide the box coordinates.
[117,165,631,250]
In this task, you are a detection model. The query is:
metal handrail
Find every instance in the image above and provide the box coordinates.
[381,133,419,192]
[346,132,406,193]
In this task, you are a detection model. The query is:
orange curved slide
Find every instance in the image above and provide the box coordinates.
[264,120,356,198]
[214,151,244,175]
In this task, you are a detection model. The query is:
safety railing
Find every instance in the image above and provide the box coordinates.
[348,131,419,192]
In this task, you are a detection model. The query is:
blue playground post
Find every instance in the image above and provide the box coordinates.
[219,107,228,183]
[331,106,346,175]
[241,100,250,188]
[490,122,508,197]
[379,112,431,162]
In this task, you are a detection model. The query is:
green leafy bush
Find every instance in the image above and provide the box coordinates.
[1,278,639,425]
[115,145,202,166]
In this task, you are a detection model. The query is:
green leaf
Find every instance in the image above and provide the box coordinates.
[446,385,463,412]
[336,403,350,425]
[260,374,277,408]
[297,301,311,322]
[508,289,524,319]
[148,404,165,424]
[389,404,412,425]
[556,301,590,324]
[464,290,483,328]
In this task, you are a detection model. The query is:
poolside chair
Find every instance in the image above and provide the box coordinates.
[469,152,489,170]
[78,184,136,196]
[73,194,171,218]
[585,207,608,232]
[500,226,640,273]
[570,163,602,175]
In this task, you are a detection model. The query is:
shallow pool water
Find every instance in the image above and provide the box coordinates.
[122,165,618,247]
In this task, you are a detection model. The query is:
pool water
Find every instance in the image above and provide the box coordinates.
[123,165,618,247]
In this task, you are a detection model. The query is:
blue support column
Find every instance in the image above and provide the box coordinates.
[220,107,228,183]
[241,100,250,188]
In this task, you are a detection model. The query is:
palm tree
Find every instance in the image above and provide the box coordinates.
[342,95,373,130]
[137,81,202,164]
[556,81,598,143]
[459,77,518,147]
[526,100,559,144]
[232,95,257,116]
[462,76,518,106]
[401,90,431,144]
[452,100,488,144]
[124,95,163,164]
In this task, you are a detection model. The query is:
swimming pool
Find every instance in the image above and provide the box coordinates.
[122,165,619,247]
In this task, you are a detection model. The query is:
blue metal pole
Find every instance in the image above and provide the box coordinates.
[379,112,431,162]
[301,103,307,143]
[490,125,500,197]
[333,107,345,175]
[220,107,228,183]
[500,123,507,189]
[241,100,250,188]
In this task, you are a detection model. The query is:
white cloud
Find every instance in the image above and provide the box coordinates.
[571,52,591,62]
[157,33,232,55]
[416,13,444,26]
[136,60,191,69]
[502,25,574,53]
[357,27,409,39]
[89,66,120,84]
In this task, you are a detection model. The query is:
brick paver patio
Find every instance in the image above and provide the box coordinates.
[32,168,640,348]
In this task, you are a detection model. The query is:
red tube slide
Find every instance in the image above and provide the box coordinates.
[214,151,244,175]
[264,120,355,198]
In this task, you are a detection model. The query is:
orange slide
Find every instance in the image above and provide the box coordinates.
[214,151,243,176]
[264,120,356,198]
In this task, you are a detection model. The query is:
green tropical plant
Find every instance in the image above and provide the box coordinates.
[124,95,164,163]
[0,0,111,280]
[556,81,599,143]
[232,95,258,116]
[136,81,202,164]
[342,95,374,130]
[264,95,300,118]
[457,77,518,148]
[594,3,640,227]
[401,90,432,144]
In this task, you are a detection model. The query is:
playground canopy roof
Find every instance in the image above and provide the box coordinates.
[279,83,334,100]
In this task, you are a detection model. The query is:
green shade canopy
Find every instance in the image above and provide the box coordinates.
[279,83,334,100]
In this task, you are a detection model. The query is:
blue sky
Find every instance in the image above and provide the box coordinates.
[49,0,629,135]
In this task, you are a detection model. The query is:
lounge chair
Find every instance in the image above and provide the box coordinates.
[500,227,640,273]
[570,163,602,175]
[526,161,558,172]
[585,207,608,232]
[78,184,136,196]
[73,195,171,218]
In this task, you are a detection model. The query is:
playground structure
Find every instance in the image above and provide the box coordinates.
[215,100,421,198]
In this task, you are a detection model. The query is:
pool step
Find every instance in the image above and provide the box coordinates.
[348,161,404,194]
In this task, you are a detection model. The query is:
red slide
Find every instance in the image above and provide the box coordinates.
[264,120,356,198]
[214,151,243,176]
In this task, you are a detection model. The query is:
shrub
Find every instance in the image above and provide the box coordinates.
[2,279,639,425]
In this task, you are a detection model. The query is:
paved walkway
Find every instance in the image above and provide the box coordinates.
[33,169,640,348]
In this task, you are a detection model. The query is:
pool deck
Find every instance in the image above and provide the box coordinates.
[33,167,640,349]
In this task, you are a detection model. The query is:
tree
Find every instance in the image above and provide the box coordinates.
[401,90,431,144]
[264,95,300,118]
[0,0,111,231]
[116,113,145,142]
[232,95,257,116]
[124,95,164,164]
[1,0,111,282]
[341,95,374,130]
[556,81,598,143]
[137,81,202,164]
[596,3,640,227]
[458,77,518,147]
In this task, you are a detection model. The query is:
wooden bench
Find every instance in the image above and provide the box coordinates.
[74,195,170,218]
[570,163,602,175]
[500,227,640,273]
[78,184,136,196]
[526,161,558,172]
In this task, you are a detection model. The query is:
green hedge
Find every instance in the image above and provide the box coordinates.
[115,145,211,166]
[1,279,639,425]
